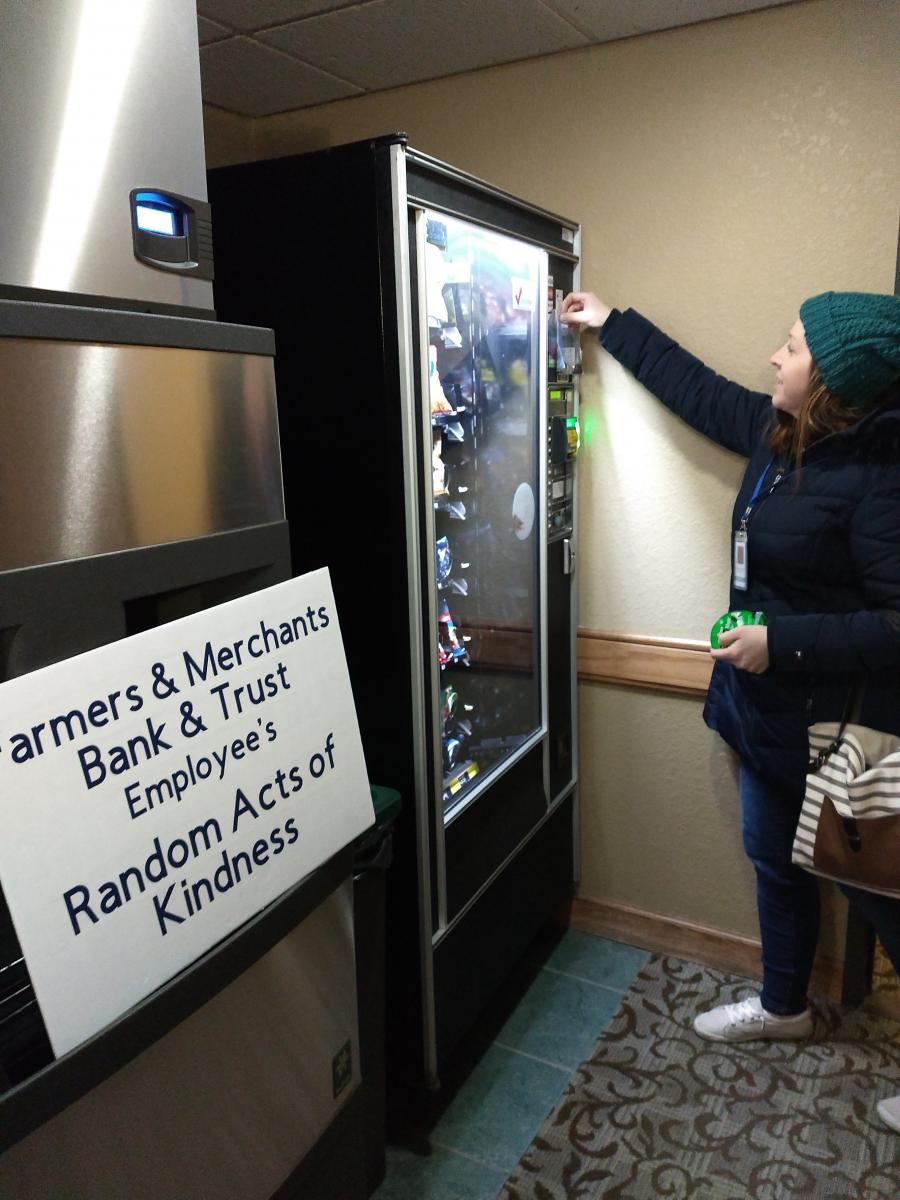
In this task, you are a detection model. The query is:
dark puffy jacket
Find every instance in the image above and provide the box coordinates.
[599,308,900,800]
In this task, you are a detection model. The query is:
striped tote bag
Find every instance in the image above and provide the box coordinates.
[793,722,900,898]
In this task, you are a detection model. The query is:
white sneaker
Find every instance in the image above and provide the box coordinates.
[877,1094,900,1132]
[693,995,813,1043]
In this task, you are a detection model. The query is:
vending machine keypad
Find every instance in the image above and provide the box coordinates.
[546,278,579,539]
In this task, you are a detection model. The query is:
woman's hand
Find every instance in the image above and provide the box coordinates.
[710,625,770,674]
[560,292,612,330]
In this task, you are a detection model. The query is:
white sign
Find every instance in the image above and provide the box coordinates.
[0,569,374,1057]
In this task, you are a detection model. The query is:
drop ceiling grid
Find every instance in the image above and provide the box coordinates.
[200,36,363,115]
[198,0,365,32]
[543,0,797,39]
[197,0,798,117]
[198,14,231,45]
[257,0,590,93]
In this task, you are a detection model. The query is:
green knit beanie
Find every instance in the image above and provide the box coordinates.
[799,291,900,408]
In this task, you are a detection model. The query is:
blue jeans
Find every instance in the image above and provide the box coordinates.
[740,763,900,1014]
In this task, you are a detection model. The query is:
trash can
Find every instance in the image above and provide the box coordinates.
[354,785,401,1196]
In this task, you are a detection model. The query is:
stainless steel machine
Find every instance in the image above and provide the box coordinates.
[0,0,214,315]
[0,4,367,1197]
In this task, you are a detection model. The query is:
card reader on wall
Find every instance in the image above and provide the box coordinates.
[130,190,214,279]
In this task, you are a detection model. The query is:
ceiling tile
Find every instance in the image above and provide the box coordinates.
[197,0,361,32]
[198,15,232,45]
[539,0,793,41]
[539,0,642,41]
[200,36,362,116]
[258,0,589,91]
[626,0,788,38]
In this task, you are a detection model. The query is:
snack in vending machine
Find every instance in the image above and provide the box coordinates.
[430,344,454,413]
[442,717,473,772]
[446,371,474,412]
[441,684,458,726]
[435,496,466,521]
[443,736,462,771]
[432,431,448,495]
[426,218,448,250]
[438,598,469,666]
[440,324,464,350]
[436,535,452,585]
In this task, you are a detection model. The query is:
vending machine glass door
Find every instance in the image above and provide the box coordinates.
[421,211,545,823]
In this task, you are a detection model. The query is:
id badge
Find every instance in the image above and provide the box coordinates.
[733,530,748,591]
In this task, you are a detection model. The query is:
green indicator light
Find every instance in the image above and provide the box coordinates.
[580,410,603,447]
[549,389,562,400]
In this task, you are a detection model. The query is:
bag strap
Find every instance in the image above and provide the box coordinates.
[806,674,868,774]
[805,676,869,853]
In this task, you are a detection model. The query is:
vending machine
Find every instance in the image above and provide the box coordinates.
[209,134,581,1087]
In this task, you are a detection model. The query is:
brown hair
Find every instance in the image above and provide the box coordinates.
[768,363,866,467]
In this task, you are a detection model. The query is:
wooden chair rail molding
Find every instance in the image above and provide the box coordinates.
[577,627,713,697]
[569,896,847,1004]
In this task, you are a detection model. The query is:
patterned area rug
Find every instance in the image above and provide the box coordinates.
[501,954,900,1199]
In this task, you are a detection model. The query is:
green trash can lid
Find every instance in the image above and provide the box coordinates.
[369,784,401,828]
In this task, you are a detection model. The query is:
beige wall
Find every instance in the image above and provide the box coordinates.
[203,104,254,167]
[205,0,900,954]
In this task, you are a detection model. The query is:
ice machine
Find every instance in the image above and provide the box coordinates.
[0,4,369,1198]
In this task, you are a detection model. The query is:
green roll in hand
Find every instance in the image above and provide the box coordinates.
[710,610,767,650]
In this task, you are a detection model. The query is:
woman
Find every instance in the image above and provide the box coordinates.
[560,289,900,1130]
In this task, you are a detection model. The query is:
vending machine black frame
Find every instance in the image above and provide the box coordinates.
[209,134,580,1086]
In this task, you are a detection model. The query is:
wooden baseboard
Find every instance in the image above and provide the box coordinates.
[570,894,845,1003]
[577,628,713,697]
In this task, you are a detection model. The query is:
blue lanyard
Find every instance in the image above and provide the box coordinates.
[740,457,787,531]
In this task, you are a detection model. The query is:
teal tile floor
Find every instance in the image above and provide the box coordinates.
[373,929,649,1200]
